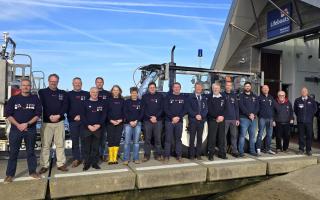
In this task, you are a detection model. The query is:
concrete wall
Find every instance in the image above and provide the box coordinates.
[267,38,320,102]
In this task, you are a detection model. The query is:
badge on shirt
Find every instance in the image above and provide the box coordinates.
[231,97,235,104]
[97,106,103,112]
[178,99,184,104]
[26,104,35,110]
[298,104,304,108]
[252,97,256,102]
[14,104,22,110]
[221,99,224,107]
[58,94,64,100]
[80,96,86,101]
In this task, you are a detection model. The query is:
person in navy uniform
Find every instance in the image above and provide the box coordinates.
[187,82,208,160]
[38,74,69,174]
[273,91,294,153]
[95,77,111,161]
[223,81,240,158]
[106,85,125,164]
[123,87,144,165]
[80,87,106,171]
[256,85,276,155]
[4,79,42,183]
[207,83,227,160]
[238,82,259,157]
[294,87,317,156]
[142,82,164,162]
[163,82,187,163]
[67,77,89,168]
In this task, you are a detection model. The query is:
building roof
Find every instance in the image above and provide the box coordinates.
[211,0,319,70]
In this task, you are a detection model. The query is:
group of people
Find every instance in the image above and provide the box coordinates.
[3,73,318,184]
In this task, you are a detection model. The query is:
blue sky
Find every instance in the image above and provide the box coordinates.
[0,0,231,94]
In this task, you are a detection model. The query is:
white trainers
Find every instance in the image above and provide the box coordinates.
[257,149,262,156]
[267,150,276,155]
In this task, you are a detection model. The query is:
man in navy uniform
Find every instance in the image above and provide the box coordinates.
[187,82,208,160]
[67,77,89,167]
[4,79,42,183]
[95,77,111,161]
[38,74,69,174]
[142,82,164,162]
[163,82,187,162]
[256,85,276,155]
[207,83,227,160]
[80,87,107,171]
[223,81,240,157]
[294,87,317,156]
[238,82,259,157]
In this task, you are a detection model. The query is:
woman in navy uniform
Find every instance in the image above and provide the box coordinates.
[123,87,144,165]
[4,79,42,183]
[80,87,107,171]
[106,85,125,164]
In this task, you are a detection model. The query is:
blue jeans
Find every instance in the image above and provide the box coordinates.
[256,118,273,151]
[6,128,37,177]
[123,122,141,161]
[239,118,257,154]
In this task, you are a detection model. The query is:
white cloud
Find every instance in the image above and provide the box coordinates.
[3,0,226,25]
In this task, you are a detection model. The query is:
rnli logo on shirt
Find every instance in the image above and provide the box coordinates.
[151,98,158,103]
[80,96,86,101]
[178,99,184,104]
[58,94,64,100]
[252,97,256,102]
[298,104,304,108]
[231,97,235,104]
[14,104,22,110]
[133,105,141,110]
[102,95,107,100]
[220,100,224,107]
[97,106,103,112]
[25,104,35,110]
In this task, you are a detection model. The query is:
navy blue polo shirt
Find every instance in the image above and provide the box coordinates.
[80,99,106,129]
[5,94,42,131]
[67,90,89,122]
[38,87,68,123]
[142,92,164,121]
[164,93,187,123]
[106,97,125,121]
[124,99,144,123]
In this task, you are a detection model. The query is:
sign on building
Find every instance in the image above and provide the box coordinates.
[267,3,292,39]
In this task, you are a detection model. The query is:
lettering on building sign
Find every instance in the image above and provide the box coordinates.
[267,3,292,39]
